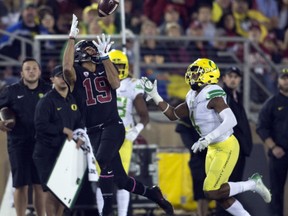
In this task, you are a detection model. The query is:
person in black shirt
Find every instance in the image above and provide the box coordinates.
[175,116,209,216]
[0,57,51,216]
[257,69,288,216]
[216,67,253,216]
[33,65,84,216]
[63,14,174,216]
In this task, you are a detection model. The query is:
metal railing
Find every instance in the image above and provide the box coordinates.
[0,29,34,66]
[0,32,281,122]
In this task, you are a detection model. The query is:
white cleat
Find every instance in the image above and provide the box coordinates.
[249,173,271,203]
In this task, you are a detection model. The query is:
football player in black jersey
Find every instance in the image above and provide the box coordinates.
[62,14,174,216]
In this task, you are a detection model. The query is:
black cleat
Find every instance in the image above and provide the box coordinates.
[150,186,174,215]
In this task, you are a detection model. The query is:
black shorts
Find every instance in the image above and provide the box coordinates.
[88,121,125,169]
[9,149,41,188]
[33,144,60,191]
[189,150,207,200]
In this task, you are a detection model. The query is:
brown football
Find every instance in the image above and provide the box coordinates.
[0,107,16,128]
[98,0,119,17]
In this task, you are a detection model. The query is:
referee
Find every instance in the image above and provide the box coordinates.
[33,65,85,215]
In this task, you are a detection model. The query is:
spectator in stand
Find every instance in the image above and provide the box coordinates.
[247,22,270,103]
[212,0,232,24]
[217,12,243,61]
[98,14,117,35]
[0,3,49,60]
[260,33,282,94]
[2,66,20,85]
[232,0,270,41]
[140,19,169,102]
[55,13,72,35]
[114,0,144,34]
[80,3,98,34]
[140,20,166,75]
[158,4,183,35]
[253,0,279,29]
[278,0,288,34]
[87,17,103,35]
[143,0,195,27]
[261,33,282,64]
[196,2,217,41]
[38,6,58,35]
[186,20,218,60]
[0,0,21,29]
[164,22,189,66]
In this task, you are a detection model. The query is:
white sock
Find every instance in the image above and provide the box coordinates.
[117,189,130,216]
[228,180,256,197]
[96,187,104,215]
[226,199,251,216]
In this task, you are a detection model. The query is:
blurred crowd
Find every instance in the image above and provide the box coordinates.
[0,0,286,102]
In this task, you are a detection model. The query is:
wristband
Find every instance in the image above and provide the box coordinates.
[69,37,76,40]
[162,104,169,113]
[100,55,109,60]
[135,123,144,133]
[153,94,163,105]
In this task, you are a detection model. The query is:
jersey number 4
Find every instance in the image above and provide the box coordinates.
[83,77,112,106]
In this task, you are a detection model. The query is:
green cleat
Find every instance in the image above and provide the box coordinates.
[249,173,271,203]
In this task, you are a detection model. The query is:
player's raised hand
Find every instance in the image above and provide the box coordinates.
[92,33,114,59]
[69,14,79,39]
[140,77,163,105]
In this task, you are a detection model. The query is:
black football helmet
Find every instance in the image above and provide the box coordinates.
[74,40,101,64]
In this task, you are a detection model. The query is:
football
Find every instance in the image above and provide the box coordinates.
[98,0,119,17]
[0,107,16,129]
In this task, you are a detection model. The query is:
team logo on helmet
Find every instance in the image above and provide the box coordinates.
[185,58,220,90]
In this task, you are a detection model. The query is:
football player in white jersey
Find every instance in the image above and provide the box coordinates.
[141,58,271,216]
[96,49,149,216]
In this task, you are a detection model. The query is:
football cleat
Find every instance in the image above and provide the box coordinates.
[249,173,271,203]
[149,186,174,215]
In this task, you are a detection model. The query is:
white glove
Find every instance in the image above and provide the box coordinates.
[69,14,79,39]
[140,77,163,105]
[191,137,211,153]
[92,33,114,59]
[126,123,144,142]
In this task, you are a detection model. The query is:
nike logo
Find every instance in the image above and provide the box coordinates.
[119,90,126,92]
[98,71,105,75]
[118,121,123,124]
[278,106,284,111]
[57,107,62,111]
[17,95,24,99]
[107,171,113,174]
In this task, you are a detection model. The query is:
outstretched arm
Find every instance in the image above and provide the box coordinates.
[63,14,78,91]
[93,34,120,89]
[141,77,189,120]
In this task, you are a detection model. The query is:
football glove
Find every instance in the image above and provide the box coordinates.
[140,77,163,105]
[92,33,114,59]
[69,14,79,39]
[191,137,211,153]
[126,123,144,142]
